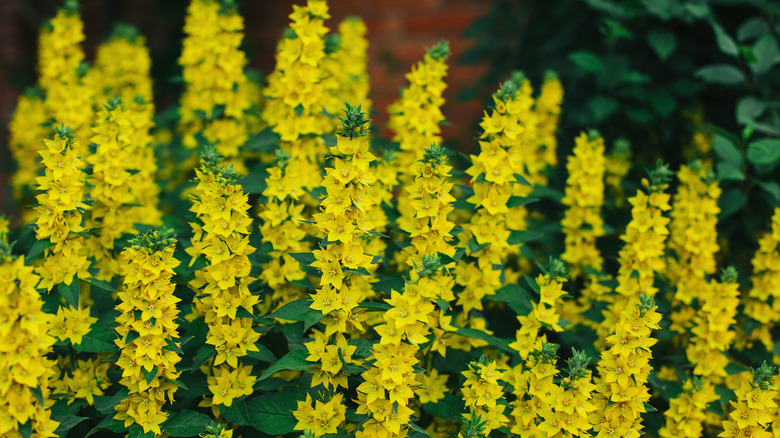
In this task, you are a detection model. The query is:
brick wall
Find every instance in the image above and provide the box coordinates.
[0,0,492,211]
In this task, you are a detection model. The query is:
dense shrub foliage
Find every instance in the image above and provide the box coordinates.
[3,0,780,437]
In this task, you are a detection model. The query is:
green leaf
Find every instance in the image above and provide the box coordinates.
[303,309,325,331]
[53,415,88,436]
[247,391,299,435]
[85,277,116,293]
[758,181,780,202]
[750,34,780,74]
[27,239,52,261]
[74,316,117,353]
[142,366,158,385]
[345,266,371,276]
[422,394,464,422]
[59,281,79,309]
[221,397,250,426]
[490,284,533,311]
[738,17,768,42]
[649,90,676,118]
[288,252,319,275]
[508,230,543,245]
[259,349,313,380]
[246,344,277,363]
[238,172,267,195]
[514,173,531,186]
[371,275,404,294]
[718,188,747,219]
[588,96,618,122]
[725,362,748,375]
[265,298,312,321]
[695,64,744,85]
[454,326,513,353]
[736,96,766,125]
[358,302,392,311]
[31,386,44,405]
[85,417,125,437]
[190,345,215,372]
[244,126,280,152]
[349,338,375,358]
[568,51,604,73]
[619,71,651,84]
[711,21,739,56]
[507,196,538,208]
[163,338,184,354]
[408,422,433,437]
[747,139,780,165]
[94,389,129,414]
[128,424,155,438]
[712,133,742,166]
[19,421,32,438]
[647,29,677,60]
[162,409,212,437]
[467,236,490,254]
[716,161,745,181]
[337,347,364,374]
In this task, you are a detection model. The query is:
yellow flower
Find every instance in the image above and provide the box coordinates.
[114,229,181,434]
[50,306,96,345]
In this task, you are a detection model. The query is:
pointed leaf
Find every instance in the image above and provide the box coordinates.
[259,349,313,381]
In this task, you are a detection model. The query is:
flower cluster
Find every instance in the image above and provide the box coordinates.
[34,126,91,291]
[686,269,740,379]
[86,97,160,280]
[507,346,596,436]
[8,90,49,201]
[561,131,606,274]
[398,144,457,265]
[604,139,632,207]
[51,357,111,406]
[332,17,371,112]
[719,363,777,438]
[659,378,718,438]
[389,144,461,356]
[591,293,662,438]
[258,149,308,313]
[300,105,377,426]
[355,341,419,437]
[388,41,450,171]
[509,260,568,359]
[458,81,524,313]
[309,104,377,333]
[0,236,59,437]
[179,0,251,170]
[667,164,720,305]
[114,228,182,435]
[535,72,564,169]
[90,24,153,104]
[293,393,347,436]
[356,256,455,438]
[601,164,671,340]
[38,2,95,139]
[746,208,780,328]
[263,0,333,189]
[461,357,508,435]
[264,0,332,141]
[49,305,95,345]
[187,150,260,407]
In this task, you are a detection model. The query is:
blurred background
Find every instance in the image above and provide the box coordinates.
[0,0,491,176]
[2,0,779,221]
